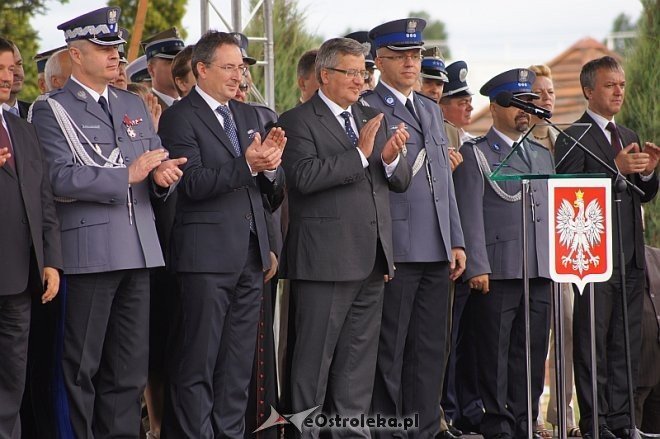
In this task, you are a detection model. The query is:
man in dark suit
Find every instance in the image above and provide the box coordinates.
[635,245,660,433]
[0,37,62,439]
[453,68,555,439]
[279,37,411,438]
[1,41,29,118]
[30,8,186,438]
[555,56,659,439]
[362,19,465,439]
[157,30,286,438]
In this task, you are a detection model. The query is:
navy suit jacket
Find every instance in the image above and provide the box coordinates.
[158,87,284,273]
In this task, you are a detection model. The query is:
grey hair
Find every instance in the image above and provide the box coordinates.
[580,56,623,99]
[315,38,368,83]
[45,49,70,91]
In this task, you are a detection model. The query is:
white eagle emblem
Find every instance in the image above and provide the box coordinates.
[556,189,605,274]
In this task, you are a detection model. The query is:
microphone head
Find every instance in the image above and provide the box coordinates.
[495,91,514,108]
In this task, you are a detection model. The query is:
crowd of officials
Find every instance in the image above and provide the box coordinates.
[1,5,659,439]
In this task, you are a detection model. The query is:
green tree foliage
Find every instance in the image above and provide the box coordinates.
[618,0,660,246]
[0,1,68,101]
[107,0,188,46]
[408,10,450,58]
[246,0,322,113]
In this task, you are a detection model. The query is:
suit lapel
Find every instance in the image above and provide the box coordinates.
[2,116,18,180]
[581,112,617,165]
[189,89,240,157]
[352,104,375,183]
[65,80,113,128]
[311,94,354,152]
[229,100,256,155]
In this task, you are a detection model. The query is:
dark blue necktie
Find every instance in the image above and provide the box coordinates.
[98,96,112,123]
[216,105,242,156]
[340,111,358,147]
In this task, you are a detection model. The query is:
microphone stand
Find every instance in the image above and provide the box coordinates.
[547,118,644,439]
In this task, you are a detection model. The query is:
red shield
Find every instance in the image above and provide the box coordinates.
[548,178,612,294]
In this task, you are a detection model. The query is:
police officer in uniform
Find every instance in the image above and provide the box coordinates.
[30,7,185,438]
[452,69,554,439]
[363,18,466,438]
[419,46,448,104]
[344,31,377,91]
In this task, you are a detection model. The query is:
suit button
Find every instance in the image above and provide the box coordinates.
[118,137,124,142]
[133,199,138,205]
[81,219,86,224]
[537,218,541,222]
[125,157,131,163]
[245,213,251,219]
[94,136,98,141]
[435,198,439,202]
[110,198,116,203]
[536,202,540,207]
[433,178,437,182]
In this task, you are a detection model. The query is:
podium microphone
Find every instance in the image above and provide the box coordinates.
[495,91,552,120]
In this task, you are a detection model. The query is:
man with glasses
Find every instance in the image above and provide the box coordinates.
[279,37,411,438]
[362,18,466,439]
[157,30,286,437]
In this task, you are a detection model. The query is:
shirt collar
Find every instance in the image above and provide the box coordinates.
[492,126,522,148]
[318,89,353,117]
[586,108,614,132]
[194,85,226,112]
[1,101,19,114]
[152,88,178,107]
[70,75,108,102]
[379,80,414,106]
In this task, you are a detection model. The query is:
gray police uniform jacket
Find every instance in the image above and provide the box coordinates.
[31,79,165,275]
[453,128,553,281]
[362,83,464,263]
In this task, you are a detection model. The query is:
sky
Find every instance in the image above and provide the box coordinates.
[32,0,643,110]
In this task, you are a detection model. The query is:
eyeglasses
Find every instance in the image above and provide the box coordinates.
[378,54,423,63]
[238,83,250,92]
[207,63,248,76]
[326,67,370,80]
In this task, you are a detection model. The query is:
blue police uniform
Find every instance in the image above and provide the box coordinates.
[30,8,173,438]
[364,18,465,438]
[452,68,554,439]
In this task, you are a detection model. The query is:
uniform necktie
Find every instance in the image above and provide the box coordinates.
[98,96,112,123]
[8,106,19,117]
[606,122,622,152]
[0,116,15,170]
[405,99,419,123]
[216,105,242,156]
[339,111,358,147]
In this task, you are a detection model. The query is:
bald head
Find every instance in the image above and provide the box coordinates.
[45,49,72,91]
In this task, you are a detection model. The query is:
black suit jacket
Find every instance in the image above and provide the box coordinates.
[278,93,412,282]
[18,100,30,119]
[158,87,284,273]
[555,112,658,269]
[0,111,62,295]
